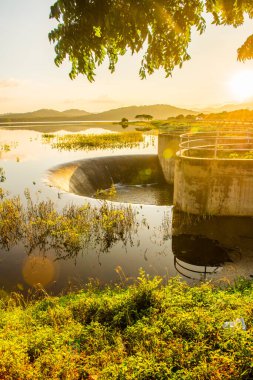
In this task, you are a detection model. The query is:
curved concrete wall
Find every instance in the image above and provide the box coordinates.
[158,133,180,184]
[48,154,165,197]
[174,155,253,216]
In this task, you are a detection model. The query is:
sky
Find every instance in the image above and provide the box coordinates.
[1,1,253,114]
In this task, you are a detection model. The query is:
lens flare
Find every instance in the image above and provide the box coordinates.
[22,256,56,287]
[163,148,173,159]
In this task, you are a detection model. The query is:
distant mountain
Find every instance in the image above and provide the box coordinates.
[0,108,91,121]
[60,109,92,117]
[79,104,197,121]
[0,104,196,122]
[197,100,253,114]
[25,109,64,118]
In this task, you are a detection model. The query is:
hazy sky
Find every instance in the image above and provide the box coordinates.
[1,0,253,113]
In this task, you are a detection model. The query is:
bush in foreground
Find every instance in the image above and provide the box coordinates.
[0,272,252,379]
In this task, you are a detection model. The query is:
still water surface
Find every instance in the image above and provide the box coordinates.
[0,123,253,294]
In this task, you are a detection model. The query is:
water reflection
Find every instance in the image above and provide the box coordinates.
[172,211,253,282]
[172,234,231,280]
[109,183,173,205]
[22,255,56,287]
[0,124,253,295]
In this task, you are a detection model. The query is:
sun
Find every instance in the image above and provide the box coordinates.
[229,70,253,102]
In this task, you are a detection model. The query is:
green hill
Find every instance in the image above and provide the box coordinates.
[0,108,91,121]
[0,104,196,122]
[60,109,92,117]
[81,104,196,121]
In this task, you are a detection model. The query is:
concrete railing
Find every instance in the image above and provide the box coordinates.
[173,130,253,216]
[179,130,253,159]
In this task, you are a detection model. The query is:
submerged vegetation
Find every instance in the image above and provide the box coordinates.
[0,168,6,182]
[0,142,18,160]
[0,190,137,256]
[95,184,117,199]
[0,272,252,379]
[42,132,144,151]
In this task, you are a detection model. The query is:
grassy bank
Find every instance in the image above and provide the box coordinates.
[0,272,252,379]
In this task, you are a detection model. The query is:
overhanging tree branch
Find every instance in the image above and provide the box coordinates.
[49,0,253,81]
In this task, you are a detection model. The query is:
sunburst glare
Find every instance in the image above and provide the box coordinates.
[229,70,253,102]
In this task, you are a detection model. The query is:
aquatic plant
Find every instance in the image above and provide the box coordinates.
[0,191,137,256]
[135,126,154,132]
[0,272,252,379]
[44,132,144,151]
[0,168,6,182]
[94,184,117,199]
[42,133,55,139]
[0,195,23,248]
[41,133,56,142]
[0,141,18,153]
[0,144,11,152]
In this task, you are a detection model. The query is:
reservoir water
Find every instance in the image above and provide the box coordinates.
[0,122,252,295]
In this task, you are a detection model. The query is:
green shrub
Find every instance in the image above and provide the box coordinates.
[0,273,252,378]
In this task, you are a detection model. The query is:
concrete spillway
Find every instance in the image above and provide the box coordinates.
[158,131,253,216]
[158,133,181,184]
[47,131,253,216]
[47,154,166,198]
[174,155,253,216]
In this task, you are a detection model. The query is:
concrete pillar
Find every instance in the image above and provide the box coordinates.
[174,156,253,216]
[158,133,181,184]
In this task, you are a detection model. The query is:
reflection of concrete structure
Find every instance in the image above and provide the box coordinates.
[158,131,253,216]
[172,210,253,281]
[172,234,228,280]
[172,209,253,252]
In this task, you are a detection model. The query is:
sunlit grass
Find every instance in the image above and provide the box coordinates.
[0,273,252,379]
[222,150,253,159]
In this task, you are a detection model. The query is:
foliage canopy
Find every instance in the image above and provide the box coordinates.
[135,114,153,120]
[49,1,253,81]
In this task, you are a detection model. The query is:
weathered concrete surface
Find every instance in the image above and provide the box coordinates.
[172,209,253,251]
[172,234,231,266]
[48,154,166,197]
[158,134,180,184]
[174,156,253,216]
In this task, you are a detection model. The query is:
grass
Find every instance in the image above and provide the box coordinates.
[0,190,137,256]
[42,132,144,151]
[0,272,252,379]
[95,184,117,199]
[225,151,253,159]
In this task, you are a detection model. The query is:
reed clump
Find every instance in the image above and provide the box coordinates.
[0,190,136,256]
[43,132,144,151]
